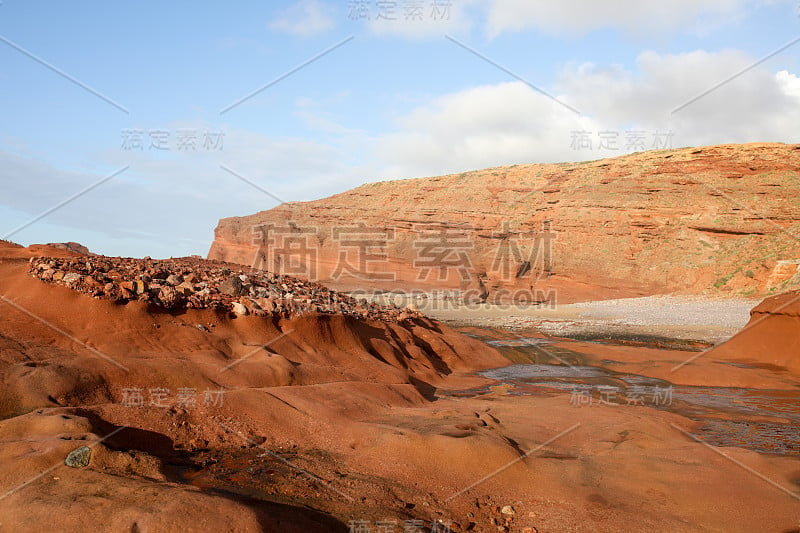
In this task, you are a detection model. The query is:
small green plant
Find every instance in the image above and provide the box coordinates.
[713,272,735,288]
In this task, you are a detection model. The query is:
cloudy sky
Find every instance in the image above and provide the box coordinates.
[1,1,798,258]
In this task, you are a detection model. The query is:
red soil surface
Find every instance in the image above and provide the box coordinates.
[0,242,798,532]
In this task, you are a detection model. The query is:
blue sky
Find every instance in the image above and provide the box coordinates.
[1,0,798,258]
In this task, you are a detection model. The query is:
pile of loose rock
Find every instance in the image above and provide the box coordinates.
[29,255,422,323]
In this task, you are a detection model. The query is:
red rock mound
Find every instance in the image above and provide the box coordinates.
[706,290,800,373]
[0,244,508,530]
[2,254,505,420]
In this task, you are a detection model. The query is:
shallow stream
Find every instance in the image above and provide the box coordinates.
[456,337,800,456]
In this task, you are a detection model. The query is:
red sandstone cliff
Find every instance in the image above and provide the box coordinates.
[208,143,800,303]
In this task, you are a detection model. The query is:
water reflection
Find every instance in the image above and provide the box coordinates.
[472,362,800,456]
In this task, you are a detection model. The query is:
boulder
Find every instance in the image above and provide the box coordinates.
[63,273,82,286]
[64,446,91,468]
[176,282,195,296]
[157,286,183,308]
[165,274,183,286]
[219,276,245,297]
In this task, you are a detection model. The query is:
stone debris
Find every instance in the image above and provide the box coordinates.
[64,446,91,468]
[29,255,423,324]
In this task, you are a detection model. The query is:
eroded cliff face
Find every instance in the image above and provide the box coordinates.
[209,143,800,303]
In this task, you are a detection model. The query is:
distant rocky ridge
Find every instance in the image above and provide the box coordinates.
[43,242,93,255]
[209,143,800,301]
[28,256,422,323]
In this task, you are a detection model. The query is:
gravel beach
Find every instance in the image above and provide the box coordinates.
[412,295,761,344]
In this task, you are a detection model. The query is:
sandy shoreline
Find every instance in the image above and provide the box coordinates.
[409,295,760,345]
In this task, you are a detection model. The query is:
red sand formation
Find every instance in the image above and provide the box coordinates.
[706,289,800,373]
[0,242,512,530]
[209,143,800,302]
[2,248,800,530]
[4,249,504,418]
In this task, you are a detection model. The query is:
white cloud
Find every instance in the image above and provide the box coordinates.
[376,50,800,178]
[269,0,335,37]
[559,50,800,145]
[777,70,800,98]
[376,82,591,178]
[356,0,794,40]
[364,0,478,39]
[485,0,790,37]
